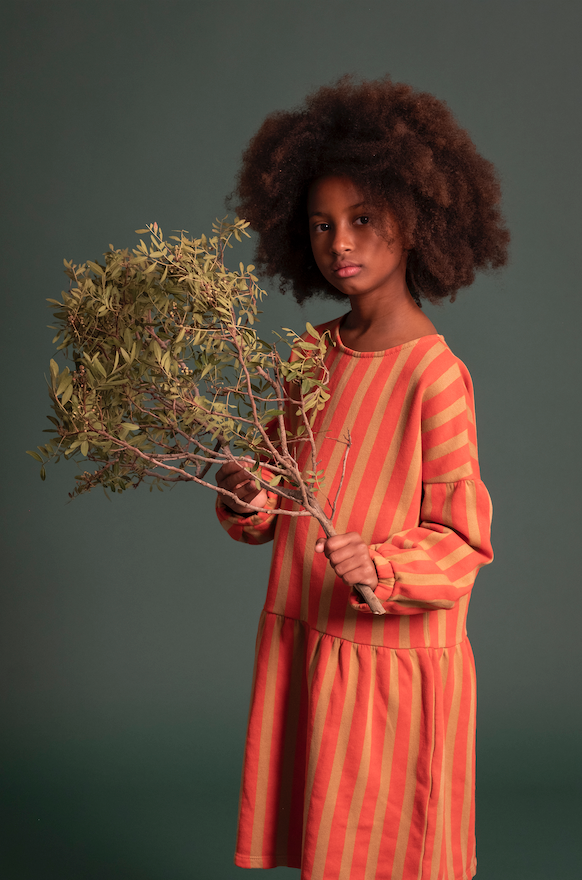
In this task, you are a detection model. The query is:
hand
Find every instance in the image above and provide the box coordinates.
[315,532,378,591]
[215,459,269,515]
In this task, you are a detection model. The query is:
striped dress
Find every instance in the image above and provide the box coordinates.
[216,319,493,880]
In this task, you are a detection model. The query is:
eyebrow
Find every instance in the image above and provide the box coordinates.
[308,201,367,218]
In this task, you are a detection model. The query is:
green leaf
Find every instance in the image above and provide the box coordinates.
[61,384,74,406]
[56,370,72,397]
[40,466,46,481]
[26,450,44,463]
[33,219,333,504]
[92,354,110,376]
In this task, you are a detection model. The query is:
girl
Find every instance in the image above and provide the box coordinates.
[215,76,508,880]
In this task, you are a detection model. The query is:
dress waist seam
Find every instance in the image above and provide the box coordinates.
[262,607,468,650]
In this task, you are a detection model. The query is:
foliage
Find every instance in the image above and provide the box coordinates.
[27,217,384,614]
[28,219,334,505]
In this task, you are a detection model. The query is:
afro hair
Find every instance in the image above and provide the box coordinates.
[234,76,509,304]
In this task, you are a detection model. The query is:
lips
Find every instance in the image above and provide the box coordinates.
[332,261,361,278]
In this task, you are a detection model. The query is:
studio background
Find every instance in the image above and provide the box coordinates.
[1,1,580,878]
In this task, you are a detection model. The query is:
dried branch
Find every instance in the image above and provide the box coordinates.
[29,219,383,614]
[329,429,351,522]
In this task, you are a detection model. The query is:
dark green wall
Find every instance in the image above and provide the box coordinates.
[1,1,580,877]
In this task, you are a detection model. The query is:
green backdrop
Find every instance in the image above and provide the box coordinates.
[1,1,580,877]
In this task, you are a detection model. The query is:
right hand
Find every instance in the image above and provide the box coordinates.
[215,459,269,515]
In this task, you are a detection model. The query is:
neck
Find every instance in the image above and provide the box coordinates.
[340,285,438,352]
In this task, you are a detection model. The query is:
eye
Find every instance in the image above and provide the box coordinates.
[313,222,330,233]
[355,215,370,226]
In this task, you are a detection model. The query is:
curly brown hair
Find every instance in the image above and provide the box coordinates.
[234,76,509,304]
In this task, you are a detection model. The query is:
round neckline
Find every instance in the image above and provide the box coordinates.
[332,316,444,358]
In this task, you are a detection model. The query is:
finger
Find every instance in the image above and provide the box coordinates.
[334,560,372,582]
[337,564,378,588]
[238,486,262,504]
[217,458,254,480]
[216,463,242,484]
[323,532,364,553]
[221,471,253,490]
[219,479,248,498]
[322,534,349,553]
[328,544,365,567]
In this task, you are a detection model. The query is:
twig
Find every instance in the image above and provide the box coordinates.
[329,428,351,521]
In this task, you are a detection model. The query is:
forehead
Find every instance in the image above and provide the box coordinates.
[307,175,366,213]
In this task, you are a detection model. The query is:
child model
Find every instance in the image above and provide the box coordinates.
[215,77,509,880]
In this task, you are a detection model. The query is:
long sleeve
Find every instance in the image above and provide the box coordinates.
[349,356,493,615]
[216,488,280,545]
[215,417,282,545]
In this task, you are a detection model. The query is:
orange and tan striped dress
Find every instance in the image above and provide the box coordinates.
[216,319,493,880]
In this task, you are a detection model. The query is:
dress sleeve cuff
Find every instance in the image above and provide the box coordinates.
[215,489,279,544]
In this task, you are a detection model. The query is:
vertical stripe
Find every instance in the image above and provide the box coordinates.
[422,613,431,648]
[365,649,399,878]
[459,647,477,870]
[443,648,464,879]
[455,594,469,645]
[399,616,411,649]
[429,651,449,880]
[229,329,490,879]
[314,356,387,634]
[249,617,282,856]
[302,637,337,856]
[391,653,423,880]
[338,649,377,877]
[309,645,361,879]
[274,620,306,859]
[236,609,268,855]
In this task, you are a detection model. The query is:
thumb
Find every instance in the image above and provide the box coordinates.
[315,538,325,553]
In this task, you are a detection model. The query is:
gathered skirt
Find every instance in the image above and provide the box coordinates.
[235,609,477,880]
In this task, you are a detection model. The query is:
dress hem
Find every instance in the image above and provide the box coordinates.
[234,852,477,879]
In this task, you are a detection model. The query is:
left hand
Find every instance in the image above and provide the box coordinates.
[315,532,379,591]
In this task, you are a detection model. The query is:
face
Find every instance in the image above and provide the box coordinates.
[307,175,408,302]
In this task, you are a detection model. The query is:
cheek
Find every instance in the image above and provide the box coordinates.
[309,236,325,269]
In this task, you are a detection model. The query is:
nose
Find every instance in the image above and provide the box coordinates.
[330,223,354,255]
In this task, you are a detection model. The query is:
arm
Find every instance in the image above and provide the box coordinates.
[215,460,280,545]
[351,477,493,614]
[319,356,493,615]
